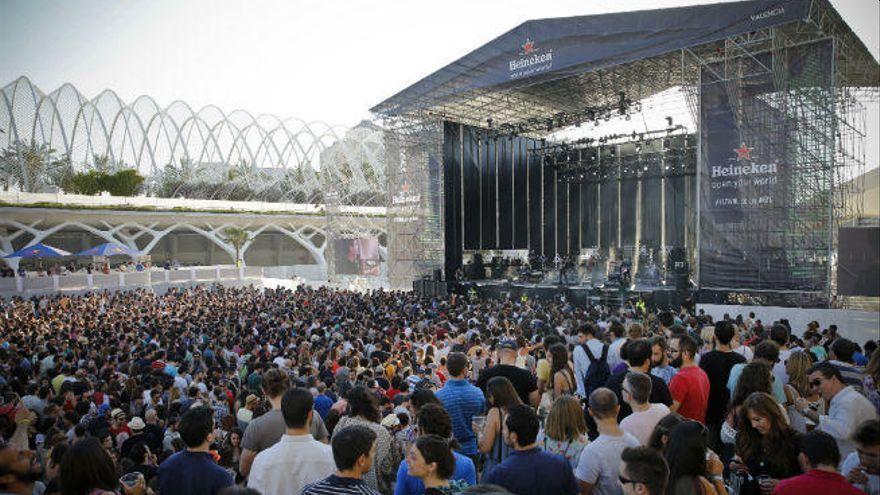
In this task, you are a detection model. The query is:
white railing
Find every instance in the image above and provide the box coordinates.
[0,191,386,216]
[0,266,264,296]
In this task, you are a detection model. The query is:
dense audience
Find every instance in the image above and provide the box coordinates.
[0,284,878,495]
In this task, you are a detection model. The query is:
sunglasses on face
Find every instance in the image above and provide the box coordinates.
[810,379,822,387]
[619,475,645,486]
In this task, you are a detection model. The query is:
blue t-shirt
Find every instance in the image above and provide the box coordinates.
[435,379,486,456]
[727,363,786,404]
[314,394,334,420]
[394,451,476,495]
[157,450,233,495]
[482,448,578,495]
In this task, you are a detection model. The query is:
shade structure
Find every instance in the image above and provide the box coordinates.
[75,243,138,257]
[4,243,71,258]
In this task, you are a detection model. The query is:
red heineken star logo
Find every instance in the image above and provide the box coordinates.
[522,39,536,55]
[734,143,753,161]
[401,183,410,193]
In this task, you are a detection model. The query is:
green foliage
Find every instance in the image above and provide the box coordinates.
[222,227,251,264]
[68,169,145,196]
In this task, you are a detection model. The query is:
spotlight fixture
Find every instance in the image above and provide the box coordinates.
[665,116,674,127]
[487,118,494,129]
[546,119,554,132]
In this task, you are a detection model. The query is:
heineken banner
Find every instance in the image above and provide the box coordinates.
[699,39,834,291]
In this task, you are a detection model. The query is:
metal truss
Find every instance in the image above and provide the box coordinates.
[0,77,387,208]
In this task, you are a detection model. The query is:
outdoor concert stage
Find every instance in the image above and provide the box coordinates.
[449,279,684,308]
[373,0,879,305]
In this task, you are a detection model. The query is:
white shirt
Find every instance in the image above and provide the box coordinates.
[607,338,627,370]
[620,403,671,446]
[247,434,336,495]
[841,451,880,495]
[733,345,753,362]
[818,386,878,460]
[573,339,606,397]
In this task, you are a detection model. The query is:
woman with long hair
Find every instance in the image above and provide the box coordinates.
[476,376,522,478]
[406,435,467,495]
[539,395,589,468]
[730,392,801,495]
[647,413,685,453]
[548,343,576,399]
[663,421,727,495]
[60,437,119,495]
[721,362,776,445]
[783,350,823,432]
[333,386,400,494]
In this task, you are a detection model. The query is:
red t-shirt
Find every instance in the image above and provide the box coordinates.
[773,470,866,495]
[668,365,710,423]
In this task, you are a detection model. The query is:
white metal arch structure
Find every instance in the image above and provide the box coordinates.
[0,77,388,210]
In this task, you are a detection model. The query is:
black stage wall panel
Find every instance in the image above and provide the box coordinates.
[568,182,581,253]
[497,137,513,249]
[838,227,880,297]
[462,127,480,249]
[481,136,497,248]
[443,122,462,277]
[543,162,556,255]
[600,181,618,249]
[557,183,569,255]
[513,137,529,249]
[665,175,686,248]
[620,180,638,245]
[641,178,662,248]
[581,183,599,248]
[528,141,543,256]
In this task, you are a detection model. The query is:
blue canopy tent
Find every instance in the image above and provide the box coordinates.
[4,243,71,258]
[75,242,139,257]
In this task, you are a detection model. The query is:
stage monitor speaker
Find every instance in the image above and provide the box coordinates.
[838,226,880,296]
[667,247,686,271]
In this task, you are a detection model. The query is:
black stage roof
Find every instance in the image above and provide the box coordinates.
[372,0,878,133]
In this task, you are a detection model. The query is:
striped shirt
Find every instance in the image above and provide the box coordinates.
[301,475,380,495]
[435,378,486,456]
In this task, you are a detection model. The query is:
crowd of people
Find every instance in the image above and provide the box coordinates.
[0,284,878,495]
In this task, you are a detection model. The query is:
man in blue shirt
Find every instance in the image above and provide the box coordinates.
[482,404,578,495]
[393,403,476,495]
[157,406,233,495]
[435,352,485,458]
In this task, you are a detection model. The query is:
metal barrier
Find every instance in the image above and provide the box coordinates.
[0,266,263,296]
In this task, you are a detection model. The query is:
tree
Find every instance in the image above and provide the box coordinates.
[69,170,104,195]
[0,140,68,192]
[222,227,251,267]
[101,169,144,196]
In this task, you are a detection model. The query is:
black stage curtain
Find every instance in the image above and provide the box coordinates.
[568,182,581,253]
[600,181,618,249]
[498,137,513,249]
[513,137,529,249]
[528,142,543,256]
[481,136,497,248]
[557,183,569,255]
[641,177,662,248]
[462,127,480,250]
[666,175,686,248]
[620,180,638,245]
[543,164,557,255]
[443,122,462,277]
[581,183,599,248]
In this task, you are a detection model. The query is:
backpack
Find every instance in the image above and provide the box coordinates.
[580,343,610,398]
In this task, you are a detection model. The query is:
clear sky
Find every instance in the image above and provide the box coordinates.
[1,0,877,128]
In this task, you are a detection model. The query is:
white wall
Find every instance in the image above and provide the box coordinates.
[698,303,880,346]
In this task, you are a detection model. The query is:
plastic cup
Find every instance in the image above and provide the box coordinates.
[120,472,143,489]
[472,415,487,432]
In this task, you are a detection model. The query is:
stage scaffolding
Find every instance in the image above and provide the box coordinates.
[373,0,878,295]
